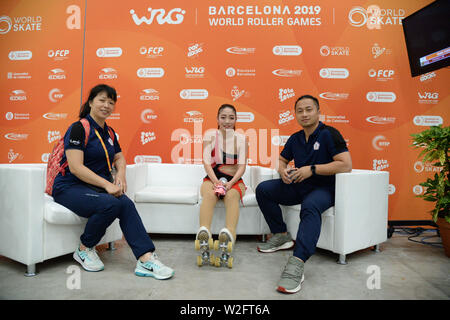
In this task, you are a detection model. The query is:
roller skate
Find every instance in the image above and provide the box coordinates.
[194,226,214,267]
[213,228,234,269]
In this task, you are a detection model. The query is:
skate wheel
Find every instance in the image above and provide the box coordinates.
[227,256,234,269]
[194,239,200,251]
[209,254,215,265]
[214,240,219,251]
[196,255,203,267]
[215,256,221,267]
[227,242,233,253]
[208,238,214,250]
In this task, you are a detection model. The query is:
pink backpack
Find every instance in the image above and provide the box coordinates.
[45,118,115,195]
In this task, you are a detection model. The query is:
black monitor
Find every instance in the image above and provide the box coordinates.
[402,0,449,77]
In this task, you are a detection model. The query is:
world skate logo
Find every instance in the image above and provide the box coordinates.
[130,7,186,25]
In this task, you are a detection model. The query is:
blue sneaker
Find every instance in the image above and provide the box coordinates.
[73,245,104,272]
[135,253,174,280]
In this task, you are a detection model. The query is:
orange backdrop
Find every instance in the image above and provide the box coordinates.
[1,0,449,222]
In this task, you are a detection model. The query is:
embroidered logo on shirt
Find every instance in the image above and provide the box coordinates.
[313,142,320,150]
[69,139,81,145]
[108,137,113,146]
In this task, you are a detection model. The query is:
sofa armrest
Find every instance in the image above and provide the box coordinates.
[0,164,46,265]
[333,169,389,255]
[126,163,147,200]
[251,166,277,189]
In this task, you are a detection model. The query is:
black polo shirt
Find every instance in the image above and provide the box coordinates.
[52,114,121,194]
[280,121,348,190]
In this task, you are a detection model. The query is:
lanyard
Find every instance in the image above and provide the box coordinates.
[94,129,112,172]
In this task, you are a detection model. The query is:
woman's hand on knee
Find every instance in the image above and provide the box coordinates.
[105,183,122,197]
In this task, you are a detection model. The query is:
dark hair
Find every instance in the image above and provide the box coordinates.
[217,104,237,129]
[294,94,320,111]
[79,84,117,119]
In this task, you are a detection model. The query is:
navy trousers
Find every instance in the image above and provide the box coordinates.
[53,184,155,260]
[255,179,334,262]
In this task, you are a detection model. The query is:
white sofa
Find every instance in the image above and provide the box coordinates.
[0,164,123,276]
[0,162,389,275]
[266,169,389,264]
[126,163,273,235]
[127,164,389,264]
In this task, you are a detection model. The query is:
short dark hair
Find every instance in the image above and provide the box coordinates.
[79,84,117,119]
[294,95,319,110]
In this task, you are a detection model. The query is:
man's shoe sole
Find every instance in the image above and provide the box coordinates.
[257,240,295,253]
[277,274,305,294]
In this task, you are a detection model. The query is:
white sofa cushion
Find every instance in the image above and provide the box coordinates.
[135,186,199,204]
[44,195,86,225]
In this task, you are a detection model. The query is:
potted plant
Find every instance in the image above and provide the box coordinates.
[411,125,450,257]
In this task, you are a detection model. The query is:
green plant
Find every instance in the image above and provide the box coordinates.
[411,125,450,223]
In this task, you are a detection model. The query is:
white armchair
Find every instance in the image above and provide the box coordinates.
[262,169,389,264]
[0,164,123,276]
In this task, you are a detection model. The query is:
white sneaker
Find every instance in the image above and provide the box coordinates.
[73,245,104,272]
[135,252,174,280]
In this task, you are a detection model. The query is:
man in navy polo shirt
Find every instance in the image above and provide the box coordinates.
[255,94,352,294]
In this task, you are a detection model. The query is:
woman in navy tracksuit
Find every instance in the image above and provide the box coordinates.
[52,84,174,280]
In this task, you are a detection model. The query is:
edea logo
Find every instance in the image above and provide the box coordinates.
[140,88,159,101]
[183,111,204,123]
[9,89,27,101]
[48,68,66,80]
[130,7,186,25]
[98,68,118,80]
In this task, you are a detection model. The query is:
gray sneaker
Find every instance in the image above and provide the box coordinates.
[277,256,305,294]
[257,232,294,253]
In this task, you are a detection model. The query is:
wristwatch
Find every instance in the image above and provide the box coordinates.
[311,165,316,176]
